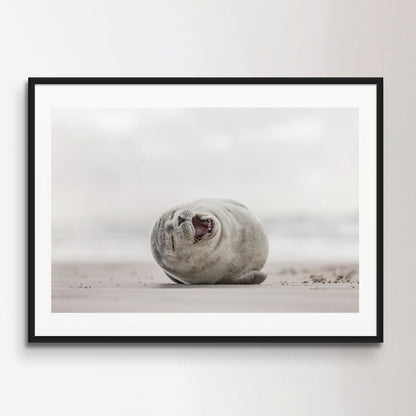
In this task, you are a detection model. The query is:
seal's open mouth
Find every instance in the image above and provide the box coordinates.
[192,216,213,241]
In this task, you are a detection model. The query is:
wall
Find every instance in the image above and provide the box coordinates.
[1,1,415,414]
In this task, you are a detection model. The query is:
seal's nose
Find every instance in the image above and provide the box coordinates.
[177,216,186,226]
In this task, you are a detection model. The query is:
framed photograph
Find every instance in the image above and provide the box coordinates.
[28,78,383,342]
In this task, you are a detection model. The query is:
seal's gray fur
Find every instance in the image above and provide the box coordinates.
[150,199,269,284]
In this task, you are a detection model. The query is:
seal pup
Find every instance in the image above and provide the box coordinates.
[150,199,269,284]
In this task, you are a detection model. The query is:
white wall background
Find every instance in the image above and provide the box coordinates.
[1,1,415,415]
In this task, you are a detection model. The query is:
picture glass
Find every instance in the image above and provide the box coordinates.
[30,79,382,341]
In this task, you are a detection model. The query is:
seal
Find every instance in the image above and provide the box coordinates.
[150,199,269,284]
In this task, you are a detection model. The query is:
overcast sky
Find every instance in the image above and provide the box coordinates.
[52,107,358,235]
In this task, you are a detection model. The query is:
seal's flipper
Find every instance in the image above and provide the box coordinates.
[217,270,268,285]
[164,272,185,284]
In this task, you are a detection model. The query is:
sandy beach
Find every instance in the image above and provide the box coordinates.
[52,262,358,313]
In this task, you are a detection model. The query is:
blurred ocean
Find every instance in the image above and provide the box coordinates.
[52,108,359,265]
[52,214,358,264]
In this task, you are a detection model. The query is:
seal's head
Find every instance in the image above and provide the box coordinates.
[150,205,221,275]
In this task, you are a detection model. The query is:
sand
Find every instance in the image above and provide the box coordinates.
[51,262,359,313]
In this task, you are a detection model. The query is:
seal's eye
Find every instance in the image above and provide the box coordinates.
[192,216,213,241]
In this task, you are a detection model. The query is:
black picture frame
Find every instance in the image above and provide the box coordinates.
[28,77,383,343]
